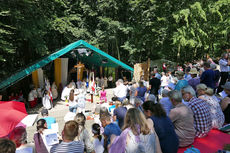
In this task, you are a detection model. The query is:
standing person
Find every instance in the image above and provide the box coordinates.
[181,86,212,137]
[142,102,179,153]
[211,63,220,92]
[42,90,52,110]
[175,71,188,91]
[92,123,104,153]
[149,73,161,101]
[41,109,56,129]
[188,68,200,91]
[200,62,215,89]
[154,68,161,80]
[168,90,196,147]
[50,121,84,153]
[0,138,16,153]
[160,72,169,90]
[109,108,161,153]
[74,113,94,153]
[135,81,147,102]
[196,84,225,128]
[217,53,230,93]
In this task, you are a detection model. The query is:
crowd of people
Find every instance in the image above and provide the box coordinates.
[1,53,230,153]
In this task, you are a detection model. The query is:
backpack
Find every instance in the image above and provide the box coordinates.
[184,145,200,153]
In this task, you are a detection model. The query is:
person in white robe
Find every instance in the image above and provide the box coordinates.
[61,84,72,101]
[42,90,52,109]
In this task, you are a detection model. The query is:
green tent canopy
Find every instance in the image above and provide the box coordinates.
[0,40,133,91]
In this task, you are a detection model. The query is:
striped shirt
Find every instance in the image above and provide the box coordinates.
[50,141,84,153]
[187,97,212,138]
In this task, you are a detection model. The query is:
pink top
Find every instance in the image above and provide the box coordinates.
[100,90,107,102]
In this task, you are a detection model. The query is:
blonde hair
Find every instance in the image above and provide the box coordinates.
[123,108,150,135]
[196,83,214,96]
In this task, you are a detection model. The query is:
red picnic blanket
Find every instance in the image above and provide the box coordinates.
[178,129,230,153]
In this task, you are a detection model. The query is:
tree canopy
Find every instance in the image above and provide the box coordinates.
[1,0,230,79]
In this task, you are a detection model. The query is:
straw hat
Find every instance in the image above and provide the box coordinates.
[189,68,198,75]
[221,82,230,90]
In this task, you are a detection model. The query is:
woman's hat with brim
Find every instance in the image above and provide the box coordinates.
[221,82,230,90]
[189,68,198,74]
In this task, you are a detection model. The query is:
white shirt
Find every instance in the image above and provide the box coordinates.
[61,86,71,100]
[219,59,229,72]
[161,75,169,87]
[28,91,34,101]
[115,84,127,98]
[93,137,104,153]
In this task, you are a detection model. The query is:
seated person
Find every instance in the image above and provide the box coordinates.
[0,138,16,153]
[159,89,173,116]
[142,101,179,153]
[181,86,212,137]
[92,123,104,153]
[50,121,84,153]
[34,119,59,153]
[113,99,127,128]
[100,114,121,151]
[9,126,36,153]
[220,82,230,124]
[168,90,196,147]
[196,84,225,128]
[41,109,56,129]
[100,86,107,103]
[74,113,94,153]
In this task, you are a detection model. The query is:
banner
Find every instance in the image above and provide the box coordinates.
[32,68,44,88]
[54,58,68,88]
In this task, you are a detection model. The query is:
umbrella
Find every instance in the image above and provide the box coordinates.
[0,101,27,137]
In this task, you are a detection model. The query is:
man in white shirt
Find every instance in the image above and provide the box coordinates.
[113,79,127,102]
[217,53,230,93]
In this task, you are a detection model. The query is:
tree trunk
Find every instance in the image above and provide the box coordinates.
[116,38,120,61]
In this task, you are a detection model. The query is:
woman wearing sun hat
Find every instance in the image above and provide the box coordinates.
[188,68,200,91]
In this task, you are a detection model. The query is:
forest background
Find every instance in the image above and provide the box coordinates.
[1,0,230,80]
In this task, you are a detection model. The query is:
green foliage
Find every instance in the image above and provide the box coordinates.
[1,0,230,79]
